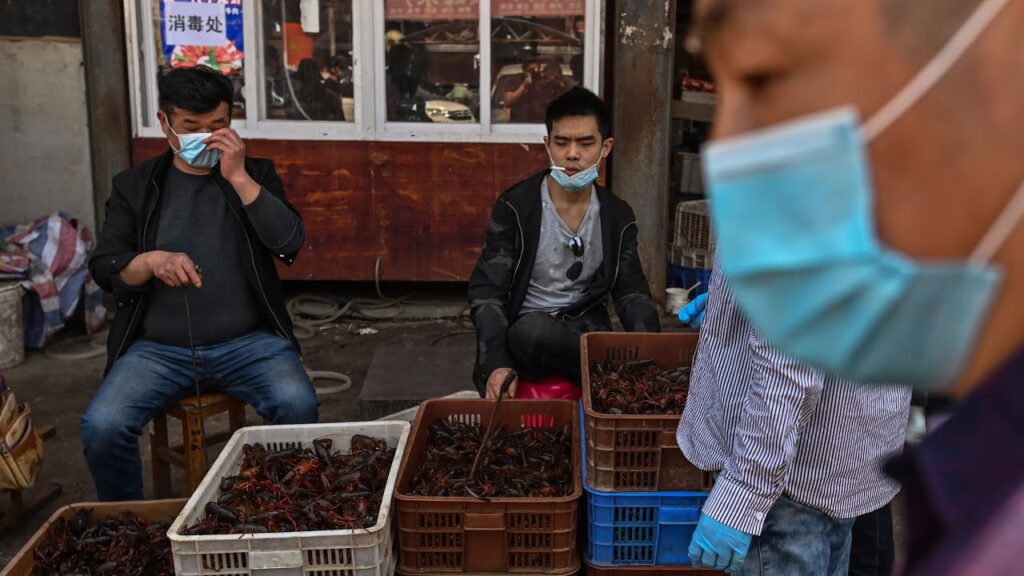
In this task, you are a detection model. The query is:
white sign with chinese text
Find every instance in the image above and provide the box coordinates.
[164,2,228,47]
[384,0,584,20]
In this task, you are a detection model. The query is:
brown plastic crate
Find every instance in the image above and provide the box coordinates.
[0,498,186,576]
[394,399,582,574]
[581,332,713,492]
[584,560,725,576]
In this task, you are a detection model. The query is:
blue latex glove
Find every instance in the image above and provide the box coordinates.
[678,292,708,330]
[688,513,752,573]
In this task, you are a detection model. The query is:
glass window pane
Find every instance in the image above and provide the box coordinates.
[260,0,355,122]
[491,1,584,124]
[151,0,246,120]
[384,0,480,124]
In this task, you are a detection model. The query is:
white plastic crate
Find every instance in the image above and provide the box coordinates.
[374,390,479,423]
[673,200,714,255]
[167,422,410,576]
[669,246,713,270]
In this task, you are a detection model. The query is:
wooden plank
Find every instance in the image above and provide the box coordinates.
[132,138,548,281]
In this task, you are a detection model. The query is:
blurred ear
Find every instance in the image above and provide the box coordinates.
[601,137,615,158]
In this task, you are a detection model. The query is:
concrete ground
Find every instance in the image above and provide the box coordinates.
[0,283,481,564]
[0,283,904,570]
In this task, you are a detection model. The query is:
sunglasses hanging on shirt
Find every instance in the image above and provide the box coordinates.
[566,236,585,280]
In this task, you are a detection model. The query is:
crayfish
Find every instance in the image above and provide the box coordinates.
[590,359,690,415]
[409,419,572,498]
[182,435,395,535]
[31,508,173,576]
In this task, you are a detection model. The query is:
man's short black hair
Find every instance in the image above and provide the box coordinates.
[545,87,611,139]
[158,66,234,117]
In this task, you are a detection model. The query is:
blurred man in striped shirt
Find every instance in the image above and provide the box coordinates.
[678,267,911,574]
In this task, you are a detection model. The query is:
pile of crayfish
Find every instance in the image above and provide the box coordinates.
[590,358,690,415]
[32,508,173,576]
[409,419,572,498]
[182,434,395,535]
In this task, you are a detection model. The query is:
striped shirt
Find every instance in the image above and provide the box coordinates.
[677,266,912,535]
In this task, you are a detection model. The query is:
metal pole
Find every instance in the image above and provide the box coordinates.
[611,0,675,307]
[328,7,337,57]
[79,0,132,234]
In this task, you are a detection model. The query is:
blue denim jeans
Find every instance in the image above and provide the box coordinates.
[739,496,856,576]
[80,331,318,501]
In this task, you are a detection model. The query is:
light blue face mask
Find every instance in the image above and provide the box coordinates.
[702,0,1024,389]
[169,126,220,169]
[548,147,605,193]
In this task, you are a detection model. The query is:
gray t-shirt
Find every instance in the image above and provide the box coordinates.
[519,179,603,315]
[141,167,265,346]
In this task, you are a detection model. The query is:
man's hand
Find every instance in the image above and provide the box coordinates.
[678,292,708,330]
[204,128,260,204]
[485,367,518,399]
[503,74,534,106]
[204,128,246,181]
[146,251,203,288]
[688,513,752,573]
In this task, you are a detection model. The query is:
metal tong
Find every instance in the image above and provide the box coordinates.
[468,369,518,493]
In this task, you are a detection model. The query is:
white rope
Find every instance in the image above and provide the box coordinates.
[306,369,353,396]
[970,178,1024,263]
[862,0,1012,142]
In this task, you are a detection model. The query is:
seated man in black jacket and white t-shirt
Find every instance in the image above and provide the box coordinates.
[468,87,661,399]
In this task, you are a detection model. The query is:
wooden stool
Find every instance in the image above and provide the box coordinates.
[149,393,246,498]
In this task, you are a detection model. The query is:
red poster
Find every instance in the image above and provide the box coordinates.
[385,0,479,21]
[385,0,584,20]
[493,0,584,17]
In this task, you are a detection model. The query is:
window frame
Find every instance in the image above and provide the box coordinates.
[125,0,605,143]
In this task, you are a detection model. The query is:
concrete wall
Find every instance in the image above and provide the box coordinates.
[0,38,95,233]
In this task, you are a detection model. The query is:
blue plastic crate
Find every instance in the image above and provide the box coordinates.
[667,266,711,297]
[581,404,710,567]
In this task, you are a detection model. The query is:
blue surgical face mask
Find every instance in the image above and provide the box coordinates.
[548,147,605,193]
[702,0,1024,389]
[169,126,220,169]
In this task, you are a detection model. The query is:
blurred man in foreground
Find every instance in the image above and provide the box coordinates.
[691,0,1024,573]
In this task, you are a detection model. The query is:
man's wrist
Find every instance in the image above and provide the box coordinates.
[139,251,155,273]
[228,172,256,190]
[702,474,776,536]
[230,174,261,204]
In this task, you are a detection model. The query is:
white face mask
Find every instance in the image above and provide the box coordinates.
[165,120,220,169]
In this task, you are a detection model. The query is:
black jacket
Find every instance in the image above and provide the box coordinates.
[468,170,661,391]
[89,150,302,375]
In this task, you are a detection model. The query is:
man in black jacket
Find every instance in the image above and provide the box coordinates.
[469,87,660,399]
[82,67,318,501]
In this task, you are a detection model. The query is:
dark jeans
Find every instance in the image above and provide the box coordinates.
[849,503,895,576]
[80,331,319,501]
[506,310,611,383]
